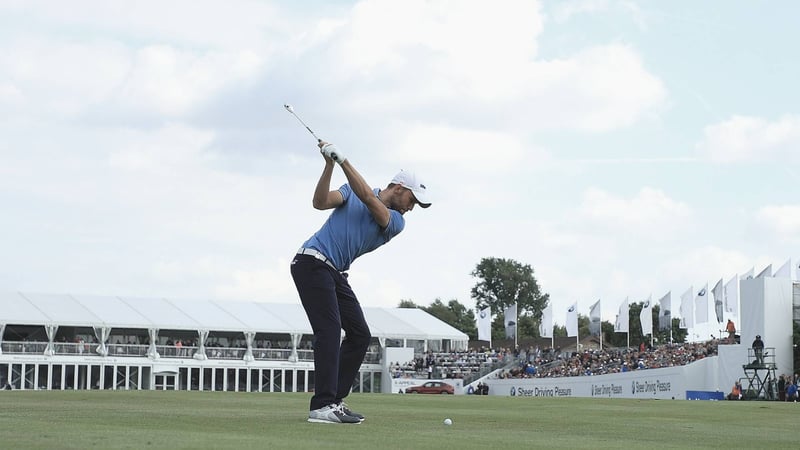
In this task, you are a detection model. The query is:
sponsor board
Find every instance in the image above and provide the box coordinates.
[484,364,697,399]
[510,385,573,397]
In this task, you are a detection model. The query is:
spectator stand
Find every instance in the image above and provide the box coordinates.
[742,347,778,400]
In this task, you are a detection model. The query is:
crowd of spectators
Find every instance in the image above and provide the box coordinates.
[392,347,514,380]
[494,339,719,379]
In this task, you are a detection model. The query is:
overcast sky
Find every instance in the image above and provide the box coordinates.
[1,1,798,334]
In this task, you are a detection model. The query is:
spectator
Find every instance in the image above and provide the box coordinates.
[725,320,736,343]
[752,335,765,366]
[727,381,742,400]
[786,379,798,402]
[778,374,787,401]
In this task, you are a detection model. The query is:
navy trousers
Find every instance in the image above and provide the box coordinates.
[290,254,371,410]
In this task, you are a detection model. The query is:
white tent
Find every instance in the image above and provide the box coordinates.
[0,291,468,344]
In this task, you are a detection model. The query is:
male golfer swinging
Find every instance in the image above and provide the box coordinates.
[291,140,431,424]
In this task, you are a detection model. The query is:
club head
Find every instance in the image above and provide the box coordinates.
[284,104,294,113]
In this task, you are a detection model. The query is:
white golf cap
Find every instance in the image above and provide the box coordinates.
[391,170,431,208]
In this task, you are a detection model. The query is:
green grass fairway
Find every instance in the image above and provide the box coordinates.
[1,391,796,449]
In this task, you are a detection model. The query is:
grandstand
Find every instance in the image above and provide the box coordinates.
[0,292,468,393]
[2,275,797,400]
[473,276,797,400]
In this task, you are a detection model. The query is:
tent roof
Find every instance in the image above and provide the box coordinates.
[0,292,468,342]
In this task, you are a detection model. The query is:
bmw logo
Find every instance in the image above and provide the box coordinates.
[510,386,516,396]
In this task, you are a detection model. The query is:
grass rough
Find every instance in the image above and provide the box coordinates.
[1,391,796,449]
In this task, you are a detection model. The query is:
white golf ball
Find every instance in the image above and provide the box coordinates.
[443,418,453,426]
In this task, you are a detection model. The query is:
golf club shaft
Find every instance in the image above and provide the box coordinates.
[284,104,322,142]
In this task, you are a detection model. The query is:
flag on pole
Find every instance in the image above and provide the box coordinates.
[712,278,724,323]
[566,302,579,337]
[640,296,653,336]
[679,286,694,329]
[658,291,671,331]
[724,275,739,317]
[756,264,772,278]
[741,267,754,280]
[589,299,602,336]
[477,307,492,343]
[694,283,709,324]
[539,304,553,338]
[504,304,517,338]
[615,298,629,333]
[775,258,792,278]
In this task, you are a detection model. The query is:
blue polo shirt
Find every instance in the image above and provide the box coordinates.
[302,184,405,271]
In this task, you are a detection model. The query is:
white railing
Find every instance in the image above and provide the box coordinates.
[1,341,383,364]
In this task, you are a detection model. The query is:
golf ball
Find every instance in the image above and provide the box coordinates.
[443,418,453,426]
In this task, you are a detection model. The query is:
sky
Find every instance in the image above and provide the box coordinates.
[1,1,798,338]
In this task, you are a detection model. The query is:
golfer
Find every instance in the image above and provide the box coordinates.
[291,140,431,424]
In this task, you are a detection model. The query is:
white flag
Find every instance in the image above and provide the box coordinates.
[756,264,772,278]
[712,278,724,323]
[658,291,671,331]
[679,286,694,329]
[774,258,792,278]
[566,302,579,337]
[741,267,754,280]
[640,296,653,336]
[724,275,739,317]
[539,304,553,338]
[477,307,492,342]
[589,299,601,336]
[504,304,517,338]
[615,298,629,333]
[694,283,709,324]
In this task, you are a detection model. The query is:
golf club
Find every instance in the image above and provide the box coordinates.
[284,104,322,142]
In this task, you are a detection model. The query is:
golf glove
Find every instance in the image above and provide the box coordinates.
[321,143,346,164]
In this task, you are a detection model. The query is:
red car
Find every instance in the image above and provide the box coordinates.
[405,381,454,395]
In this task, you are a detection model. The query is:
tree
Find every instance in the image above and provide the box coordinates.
[421,298,477,339]
[398,298,477,339]
[470,257,549,340]
[398,299,418,309]
[793,321,800,374]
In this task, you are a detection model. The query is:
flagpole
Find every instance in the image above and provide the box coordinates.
[650,293,654,348]
[514,302,518,350]
[600,325,603,351]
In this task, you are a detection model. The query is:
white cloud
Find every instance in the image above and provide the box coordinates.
[0,38,263,119]
[0,0,284,49]
[310,2,664,132]
[551,0,609,23]
[578,186,691,232]
[338,0,542,75]
[0,38,132,116]
[697,115,800,163]
[213,261,297,302]
[393,124,548,170]
[659,246,752,287]
[755,205,800,242]
[0,82,24,108]
[107,123,218,174]
[522,44,666,131]
[115,45,263,117]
